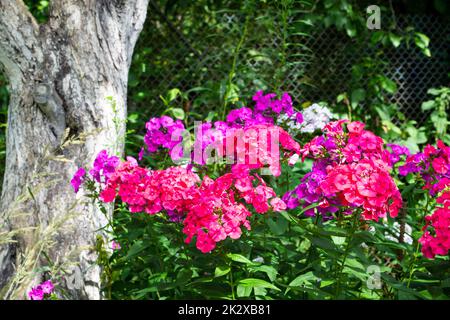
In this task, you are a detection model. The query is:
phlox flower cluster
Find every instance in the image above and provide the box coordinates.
[70,167,86,193]
[192,91,302,167]
[91,156,286,253]
[386,143,410,166]
[419,191,450,259]
[398,140,450,196]
[216,124,301,176]
[277,103,333,134]
[140,91,303,167]
[191,121,229,165]
[89,150,120,183]
[283,120,402,221]
[28,280,54,300]
[226,91,303,128]
[183,164,286,252]
[395,140,450,259]
[100,159,200,218]
[141,115,186,160]
[70,150,120,193]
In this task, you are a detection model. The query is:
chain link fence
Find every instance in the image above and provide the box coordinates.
[129,9,449,125]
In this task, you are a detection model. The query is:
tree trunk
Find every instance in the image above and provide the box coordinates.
[0,0,149,299]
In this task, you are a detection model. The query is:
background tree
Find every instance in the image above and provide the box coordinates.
[0,0,149,299]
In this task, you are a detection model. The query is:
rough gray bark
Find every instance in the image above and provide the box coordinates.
[0,0,149,299]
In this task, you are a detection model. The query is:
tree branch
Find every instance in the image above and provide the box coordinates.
[47,0,148,67]
[96,0,150,66]
[119,0,150,64]
[0,0,41,85]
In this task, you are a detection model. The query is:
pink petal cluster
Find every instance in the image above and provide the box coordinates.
[320,159,402,221]
[28,280,54,300]
[183,175,251,253]
[419,191,450,259]
[140,92,303,168]
[111,241,121,250]
[225,91,301,128]
[89,149,120,183]
[284,120,402,221]
[142,115,186,160]
[252,91,297,118]
[71,150,119,193]
[399,140,450,196]
[70,167,86,193]
[221,124,300,176]
[98,156,285,253]
[183,165,285,253]
[100,160,200,216]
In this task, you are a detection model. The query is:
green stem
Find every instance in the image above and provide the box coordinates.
[148,268,161,300]
[347,101,352,122]
[221,16,249,120]
[406,241,421,288]
[334,212,360,299]
[406,192,430,288]
[229,264,236,300]
[304,210,321,277]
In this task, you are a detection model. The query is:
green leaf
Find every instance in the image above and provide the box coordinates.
[127,113,139,123]
[342,268,368,283]
[331,236,346,245]
[346,24,357,37]
[320,280,335,288]
[227,253,254,265]
[167,88,181,102]
[289,271,317,287]
[310,236,339,252]
[214,265,231,278]
[124,240,148,259]
[205,111,216,122]
[248,265,278,282]
[422,48,431,57]
[159,95,168,106]
[431,113,448,135]
[421,100,436,111]
[236,285,253,297]
[171,108,185,120]
[351,88,366,108]
[299,238,311,253]
[336,93,347,103]
[389,33,402,48]
[176,269,193,285]
[381,77,397,94]
[427,88,446,95]
[299,203,321,215]
[414,32,430,49]
[238,278,281,291]
[267,216,288,235]
[253,287,268,297]
[279,210,297,223]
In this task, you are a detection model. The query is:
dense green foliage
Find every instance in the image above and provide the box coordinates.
[0,0,449,300]
[90,92,450,300]
[94,156,450,300]
[1,0,449,190]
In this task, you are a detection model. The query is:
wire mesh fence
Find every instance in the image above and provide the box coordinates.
[386,15,449,124]
[128,9,449,125]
